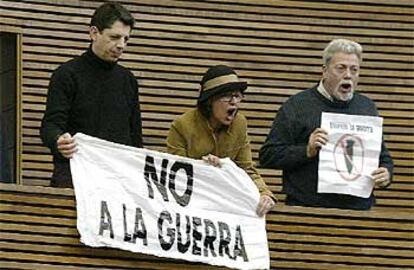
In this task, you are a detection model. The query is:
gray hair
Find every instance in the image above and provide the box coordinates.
[323,39,363,66]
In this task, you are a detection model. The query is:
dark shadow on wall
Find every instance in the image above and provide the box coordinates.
[0,32,17,183]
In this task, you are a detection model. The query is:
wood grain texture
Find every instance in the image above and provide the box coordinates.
[0,0,413,268]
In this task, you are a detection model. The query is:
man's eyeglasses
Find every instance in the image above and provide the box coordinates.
[219,92,244,103]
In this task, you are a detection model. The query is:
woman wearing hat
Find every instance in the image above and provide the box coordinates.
[166,65,276,217]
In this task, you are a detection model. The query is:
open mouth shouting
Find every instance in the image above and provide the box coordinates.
[335,81,354,101]
[210,94,242,128]
[226,108,238,122]
[340,81,352,92]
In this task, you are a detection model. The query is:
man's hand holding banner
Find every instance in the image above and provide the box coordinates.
[70,133,270,270]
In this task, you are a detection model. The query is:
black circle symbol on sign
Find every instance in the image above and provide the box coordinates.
[333,134,364,181]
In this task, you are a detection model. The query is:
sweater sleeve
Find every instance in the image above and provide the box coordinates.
[166,120,188,157]
[40,68,74,159]
[369,100,394,188]
[128,75,143,148]
[259,102,313,170]
[235,139,277,202]
[235,118,277,202]
[379,139,393,187]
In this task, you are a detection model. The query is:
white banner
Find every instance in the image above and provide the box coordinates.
[318,112,383,198]
[70,133,269,270]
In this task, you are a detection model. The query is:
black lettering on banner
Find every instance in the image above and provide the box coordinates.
[203,219,217,257]
[144,156,194,207]
[132,207,148,245]
[144,155,169,201]
[218,222,233,259]
[234,225,248,262]
[99,201,114,239]
[123,205,148,245]
[123,204,131,242]
[169,161,194,207]
[158,210,175,250]
[192,216,202,256]
[176,213,191,253]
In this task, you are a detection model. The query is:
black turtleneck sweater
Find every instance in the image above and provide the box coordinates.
[259,85,393,210]
[41,47,142,187]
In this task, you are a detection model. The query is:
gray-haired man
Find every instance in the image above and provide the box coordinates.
[259,39,393,210]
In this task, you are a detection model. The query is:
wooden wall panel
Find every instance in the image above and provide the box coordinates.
[3,0,412,207]
[0,0,413,269]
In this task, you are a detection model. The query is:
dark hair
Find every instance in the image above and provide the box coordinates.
[90,2,135,31]
[197,99,212,119]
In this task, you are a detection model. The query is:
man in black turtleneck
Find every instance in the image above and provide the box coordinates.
[41,2,142,188]
[259,39,393,210]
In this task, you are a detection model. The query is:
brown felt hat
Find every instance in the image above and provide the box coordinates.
[197,65,247,104]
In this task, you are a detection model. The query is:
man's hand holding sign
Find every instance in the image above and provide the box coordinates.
[371,167,391,188]
[306,128,329,158]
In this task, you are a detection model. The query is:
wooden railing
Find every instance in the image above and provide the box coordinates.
[1,183,413,270]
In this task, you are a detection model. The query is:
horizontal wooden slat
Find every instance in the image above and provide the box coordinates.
[1,184,413,270]
[1,0,413,269]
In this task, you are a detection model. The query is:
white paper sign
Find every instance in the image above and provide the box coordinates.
[70,133,269,270]
[318,112,383,198]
